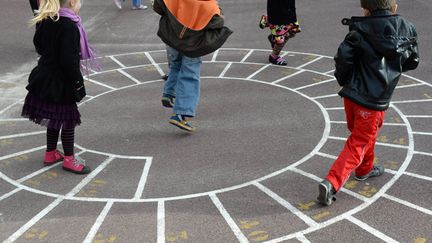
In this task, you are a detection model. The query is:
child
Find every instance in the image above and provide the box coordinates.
[317,0,419,206]
[22,0,98,174]
[152,0,232,132]
[259,0,301,66]
[29,0,39,16]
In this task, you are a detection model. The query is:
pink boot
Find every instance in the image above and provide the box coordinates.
[62,155,91,174]
[44,150,64,165]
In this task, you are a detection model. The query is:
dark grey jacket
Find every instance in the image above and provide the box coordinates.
[152,0,232,58]
[335,10,419,110]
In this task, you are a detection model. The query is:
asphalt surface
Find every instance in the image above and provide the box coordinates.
[0,0,431,242]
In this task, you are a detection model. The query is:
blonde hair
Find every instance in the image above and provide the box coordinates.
[30,0,69,26]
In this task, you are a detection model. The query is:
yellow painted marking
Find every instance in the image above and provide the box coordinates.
[92,179,107,185]
[249,230,269,242]
[390,116,402,123]
[393,138,406,145]
[24,228,48,240]
[38,230,49,240]
[166,231,188,241]
[312,211,331,220]
[424,93,432,99]
[25,179,41,187]
[303,55,317,62]
[0,160,11,168]
[0,139,13,146]
[15,155,29,162]
[41,171,58,180]
[358,186,378,197]
[377,135,389,143]
[384,160,399,170]
[344,180,358,190]
[93,233,117,243]
[240,220,260,230]
[297,201,316,211]
[144,66,157,72]
[373,157,379,164]
[414,237,427,243]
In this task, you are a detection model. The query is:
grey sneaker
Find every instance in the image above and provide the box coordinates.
[317,179,336,206]
[354,165,385,181]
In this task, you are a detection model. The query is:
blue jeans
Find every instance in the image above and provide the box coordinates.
[132,0,141,6]
[163,46,202,117]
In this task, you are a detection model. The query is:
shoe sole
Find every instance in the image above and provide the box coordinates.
[317,183,333,206]
[169,120,195,132]
[62,166,91,174]
[161,99,173,108]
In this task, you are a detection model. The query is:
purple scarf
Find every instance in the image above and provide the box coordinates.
[58,7,100,71]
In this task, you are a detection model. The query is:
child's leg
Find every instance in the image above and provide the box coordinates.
[60,128,75,156]
[325,98,383,191]
[355,111,385,177]
[163,46,182,98]
[46,128,60,152]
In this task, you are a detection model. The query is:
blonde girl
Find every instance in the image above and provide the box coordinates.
[22,0,97,174]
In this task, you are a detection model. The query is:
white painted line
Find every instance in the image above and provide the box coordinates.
[325,107,344,110]
[87,78,115,90]
[66,157,115,197]
[405,115,432,118]
[346,216,398,243]
[0,101,20,115]
[296,56,324,69]
[293,78,335,91]
[0,131,45,140]
[0,145,45,161]
[312,94,339,100]
[83,201,114,243]
[0,188,21,202]
[411,131,432,136]
[330,120,347,124]
[391,98,432,104]
[219,62,233,78]
[296,235,311,243]
[157,200,165,243]
[109,56,126,68]
[254,182,319,227]
[386,169,432,182]
[0,118,27,122]
[144,52,165,76]
[117,69,141,84]
[316,152,337,160]
[395,83,424,89]
[382,194,432,216]
[211,49,219,62]
[3,198,63,243]
[324,69,335,74]
[134,158,153,199]
[328,136,409,149]
[209,194,249,243]
[413,150,432,157]
[247,64,270,79]
[240,49,254,63]
[74,144,152,160]
[272,70,305,84]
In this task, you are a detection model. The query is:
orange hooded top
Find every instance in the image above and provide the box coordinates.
[164,0,221,31]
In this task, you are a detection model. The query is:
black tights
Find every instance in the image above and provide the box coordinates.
[46,128,75,156]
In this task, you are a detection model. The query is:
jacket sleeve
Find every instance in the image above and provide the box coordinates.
[59,23,83,83]
[334,30,360,86]
[152,0,164,15]
[402,28,420,72]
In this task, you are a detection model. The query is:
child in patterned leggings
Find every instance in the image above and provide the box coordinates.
[259,0,300,66]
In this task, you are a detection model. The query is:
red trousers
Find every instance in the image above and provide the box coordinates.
[326,98,385,191]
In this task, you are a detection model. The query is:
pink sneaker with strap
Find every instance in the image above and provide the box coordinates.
[62,155,91,174]
[44,150,64,166]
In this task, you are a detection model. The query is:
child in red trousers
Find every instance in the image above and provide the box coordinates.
[317,0,419,206]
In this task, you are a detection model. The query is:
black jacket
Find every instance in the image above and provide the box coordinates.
[152,0,232,58]
[335,10,419,110]
[27,17,84,103]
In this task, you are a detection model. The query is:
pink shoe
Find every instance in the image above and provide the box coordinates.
[62,155,91,174]
[44,150,64,166]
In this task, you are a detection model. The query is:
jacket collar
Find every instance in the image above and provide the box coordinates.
[370,9,393,16]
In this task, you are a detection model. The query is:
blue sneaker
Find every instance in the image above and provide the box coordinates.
[354,165,385,181]
[169,114,196,132]
[161,95,175,108]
